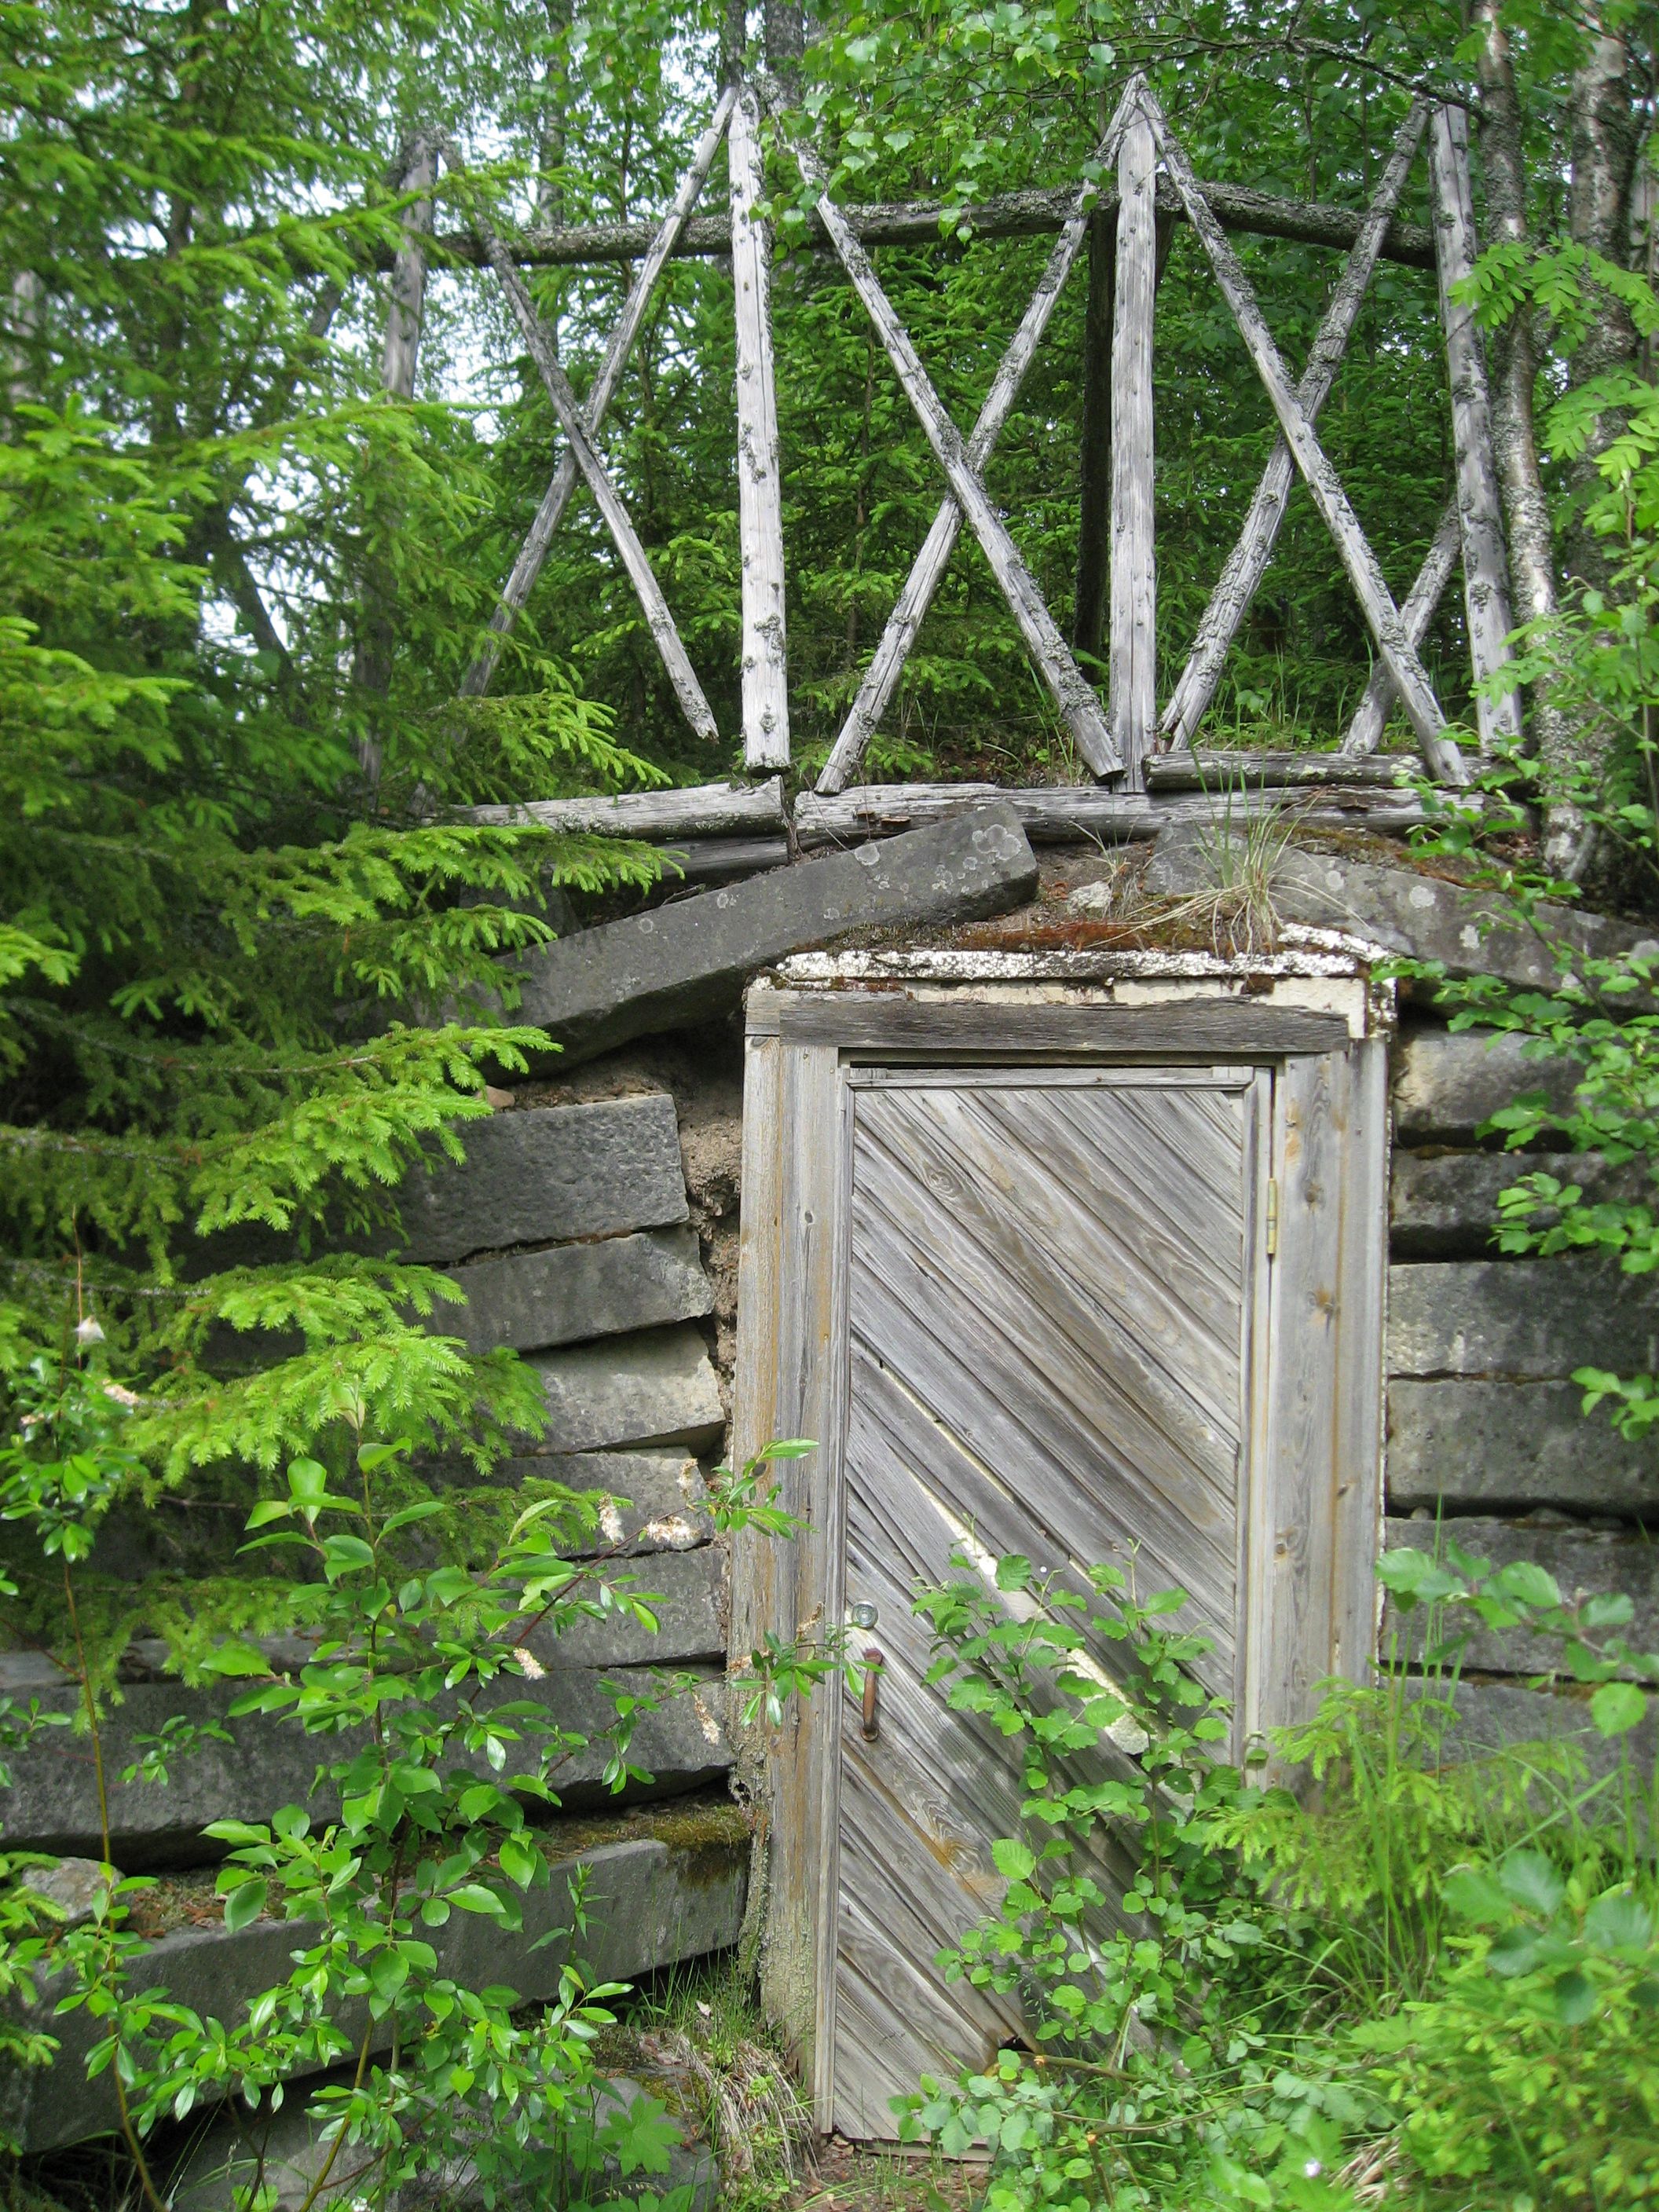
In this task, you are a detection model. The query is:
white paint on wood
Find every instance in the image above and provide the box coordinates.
[1428,103,1522,753]
[1341,496,1462,753]
[731,89,792,771]
[1160,104,1428,751]
[478,216,721,744]
[1139,90,1466,786]
[771,99,1123,779]
[1109,106,1158,787]
[815,89,1141,797]
[461,90,736,698]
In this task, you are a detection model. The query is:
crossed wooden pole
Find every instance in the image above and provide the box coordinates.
[463,77,1518,791]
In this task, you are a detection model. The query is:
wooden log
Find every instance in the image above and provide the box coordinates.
[416,174,1440,274]
[730,88,792,771]
[1140,90,1466,786]
[460,90,735,699]
[474,211,721,745]
[1109,105,1158,788]
[1145,749,1418,791]
[815,92,1139,797]
[1428,104,1522,753]
[1159,104,1428,752]
[460,775,786,838]
[1071,207,1115,667]
[771,100,1124,780]
[1342,497,1462,754]
[659,833,791,880]
[794,779,1462,847]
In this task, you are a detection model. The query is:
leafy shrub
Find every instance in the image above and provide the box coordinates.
[895,1540,1659,2212]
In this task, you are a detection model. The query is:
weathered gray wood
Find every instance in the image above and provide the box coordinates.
[439,1225,712,1354]
[730,88,791,771]
[460,90,736,698]
[421,174,1440,274]
[476,216,720,744]
[833,1074,1254,2130]
[658,834,790,881]
[815,94,1138,797]
[511,805,1038,1061]
[1145,749,1417,791]
[772,104,1123,779]
[460,775,785,838]
[525,1324,725,1452]
[1390,1024,1583,1145]
[771,995,1351,1055]
[1341,497,1463,754]
[1428,104,1522,753]
[737,990,1386,2125]
[1388,1258,1659,1380]
[1160,104,1428,752]
[1252,1052,1343,1737]
[1387,1378,1659,1516]
[1110,104,1158,786]
[1332,1038,1391,1683]
[399,1095,687,1263]
[1390,1148,1650,1259]
[1382,1516,1659,1675]
[795,780,1462,846]
[1141,90,1465,785]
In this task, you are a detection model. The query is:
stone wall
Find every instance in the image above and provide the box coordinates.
[1385,1013,1659,1760]
[0,1031,751,2153]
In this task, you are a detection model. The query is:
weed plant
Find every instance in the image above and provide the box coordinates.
[892,1540,1659,2210]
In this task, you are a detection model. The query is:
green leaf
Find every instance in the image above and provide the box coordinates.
[1591,1679,1646,1736]
[1499,1849,1565,1918]
[222,1879,268,1932]
[991,1838,1035,1881]
[449,1884,507,1917]
[1584,1888,1653,1952]
[1551,1969,1598,2026]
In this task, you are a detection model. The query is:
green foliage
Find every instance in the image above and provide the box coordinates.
[896,1544,1659,2212]
[0,1379,808,2199]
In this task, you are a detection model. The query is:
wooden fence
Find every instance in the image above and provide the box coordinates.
[409,76,1519,807]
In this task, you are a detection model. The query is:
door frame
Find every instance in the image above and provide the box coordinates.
[730,965,1390,2125]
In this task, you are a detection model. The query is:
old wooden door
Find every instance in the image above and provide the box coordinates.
[732,977,1388,2143]
[832,1068,1269,2137]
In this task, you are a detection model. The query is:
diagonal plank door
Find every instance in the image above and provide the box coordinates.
[831,1072,1265,2138]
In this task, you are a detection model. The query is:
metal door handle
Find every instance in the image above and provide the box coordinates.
[860,1646,884,1740]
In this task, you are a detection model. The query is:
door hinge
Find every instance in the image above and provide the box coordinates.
[1265,1178,1280,1259]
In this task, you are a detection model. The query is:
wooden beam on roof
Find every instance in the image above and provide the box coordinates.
[409,175,1437,275]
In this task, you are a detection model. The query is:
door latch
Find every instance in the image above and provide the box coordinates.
[860,1647,885,1740]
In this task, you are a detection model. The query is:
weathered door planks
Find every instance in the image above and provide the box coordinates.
[731,982,1388,2133]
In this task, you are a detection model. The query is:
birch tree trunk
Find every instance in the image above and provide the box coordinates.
[356,134,438,788]
[1473,0,1591,870]
[1564,10,1643,595]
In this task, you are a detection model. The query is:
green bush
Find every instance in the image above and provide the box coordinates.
[895,1540,1659,2212]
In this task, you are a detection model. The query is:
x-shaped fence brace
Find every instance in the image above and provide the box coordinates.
[461,75,1519,793]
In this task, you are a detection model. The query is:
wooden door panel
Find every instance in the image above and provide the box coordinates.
[833,1076,1258,2137]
